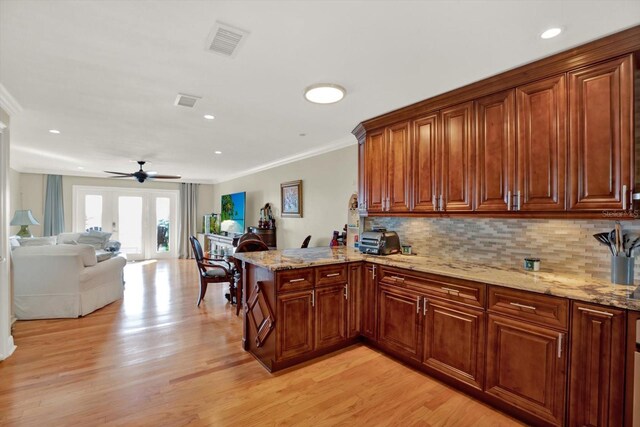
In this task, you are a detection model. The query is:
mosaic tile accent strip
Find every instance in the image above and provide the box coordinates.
[365,217,640,281]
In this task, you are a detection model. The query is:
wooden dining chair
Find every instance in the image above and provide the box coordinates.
[301,235,311,248]
[189,236,234,307]
[230,238,269,315]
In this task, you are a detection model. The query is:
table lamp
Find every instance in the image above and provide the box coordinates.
[10,209,40,238]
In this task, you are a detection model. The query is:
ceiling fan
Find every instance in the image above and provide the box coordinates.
[104,161,181,183]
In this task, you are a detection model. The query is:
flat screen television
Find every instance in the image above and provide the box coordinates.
[220,191,246,235]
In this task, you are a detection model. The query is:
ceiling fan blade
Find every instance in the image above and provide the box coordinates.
[110,175,134,179]
[148,174,181,179]
[104,171,134,176]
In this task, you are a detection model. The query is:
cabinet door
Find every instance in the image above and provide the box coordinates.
[314,285,347,350]
[475,90,516,211]
[422,299,485,390]
[386,121,411,212]
[568,302,626,427]
[441,102,474,211]
[276,291,314,361]
[486,314,566,426]
[347,263,361,338]
[378,284,422,362]
[361,263,377,340]
[365,130,386,213]
[412,113,440,212]
[516,74,567,211]
[568,55,633,211]
[358,140,367,215]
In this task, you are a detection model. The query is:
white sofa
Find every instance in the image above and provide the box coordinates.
[11,239,127,319]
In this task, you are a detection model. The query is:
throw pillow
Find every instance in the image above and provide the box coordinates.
[63,239,78,245]
[19,236,57,247]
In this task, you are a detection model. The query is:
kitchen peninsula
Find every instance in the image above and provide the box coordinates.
[235,246,640,426]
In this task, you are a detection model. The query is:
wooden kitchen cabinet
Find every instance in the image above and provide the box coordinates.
[412,113,440,212]
[378,284,422,362]
[314,285,347,350]
[485,313,567,426]
[568,302,626,427]
[475,90,515,212]
[422,298,485,390]
[347,263,361,338]
[358,140,367,214]
[516,74,567,211]
[441,102,474,211]
[276,290,314,361]
[361,263,378,340]
[568,54,633,211]
[365,129,386,213]
[386,121,411,212]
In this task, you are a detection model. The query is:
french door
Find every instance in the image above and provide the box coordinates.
[73,186,179,260]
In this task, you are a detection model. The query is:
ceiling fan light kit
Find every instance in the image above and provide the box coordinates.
[104,161,181,183]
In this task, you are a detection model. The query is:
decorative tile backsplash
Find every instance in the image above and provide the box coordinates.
[365,217,640,281]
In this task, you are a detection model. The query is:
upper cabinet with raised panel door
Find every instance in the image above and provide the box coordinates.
[412,113,440,212]
[353,27,639,218]
[362,123,411,214]
[441,102,475,212]
[568,55,634,211]
[516,74,567,211]
[475,90,515,212]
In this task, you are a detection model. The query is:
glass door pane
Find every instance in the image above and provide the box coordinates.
[155,197,170,253]
[118,196,144,259]
[84,195,103,231]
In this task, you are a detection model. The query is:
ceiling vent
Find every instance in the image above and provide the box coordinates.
[174,93,201,108]
[206,22,249,58]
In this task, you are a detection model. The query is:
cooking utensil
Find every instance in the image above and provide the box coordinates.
[593,233,615,255]
[609,230,619,256]
[615,222,622,255]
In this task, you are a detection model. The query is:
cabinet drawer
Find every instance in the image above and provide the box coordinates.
[488,286,568,330]
[315,264,348,287]
[379,266,485,308]
[276,269,314,293]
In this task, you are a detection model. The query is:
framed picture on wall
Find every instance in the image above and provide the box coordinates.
[281,180,303,218]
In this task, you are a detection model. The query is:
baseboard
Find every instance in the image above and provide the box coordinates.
[10,315,16,325]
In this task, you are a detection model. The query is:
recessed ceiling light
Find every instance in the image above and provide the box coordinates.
[77,166,85,170]
[540,27,562,39]
[214,150,222,154]
[204,114,215,120]
[49,129,60,134]
[304,83,346,104]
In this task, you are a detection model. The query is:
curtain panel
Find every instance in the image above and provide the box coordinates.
[179,183,199,259]
[43,175,65,236]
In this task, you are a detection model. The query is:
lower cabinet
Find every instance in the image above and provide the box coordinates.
[276,290,315,361]
[378,284,422,362]
[347,263,361,338]
[315,285,347,350]
[568,302,626,427]
[485,313,567,426]
[422,299,485,390]
[362,263,378,340]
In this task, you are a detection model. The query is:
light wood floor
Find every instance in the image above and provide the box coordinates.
[0,259,523,426]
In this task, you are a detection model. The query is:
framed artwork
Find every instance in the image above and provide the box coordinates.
[281,180,303,218]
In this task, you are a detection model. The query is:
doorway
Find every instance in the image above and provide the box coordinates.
[73,186,179,260]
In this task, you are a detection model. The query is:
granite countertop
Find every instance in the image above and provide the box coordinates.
[233,247,640,311]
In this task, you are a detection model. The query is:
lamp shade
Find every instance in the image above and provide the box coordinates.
[10,210,40,226]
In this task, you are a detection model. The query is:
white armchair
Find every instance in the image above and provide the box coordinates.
[11,244,126,319]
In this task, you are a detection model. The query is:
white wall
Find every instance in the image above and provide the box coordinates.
[213,145,357,249]
[17,173,215,235]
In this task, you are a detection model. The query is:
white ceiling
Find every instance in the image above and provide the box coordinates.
[1,0,639,184]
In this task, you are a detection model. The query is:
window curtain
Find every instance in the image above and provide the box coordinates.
[179,183,199,259]
[43,175,65,236]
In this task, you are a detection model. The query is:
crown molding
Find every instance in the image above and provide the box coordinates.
[215,135,357,184]
[0,84,23,117]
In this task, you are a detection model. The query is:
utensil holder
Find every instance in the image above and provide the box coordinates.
[610,255,634,285]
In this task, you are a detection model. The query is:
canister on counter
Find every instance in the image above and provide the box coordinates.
[524,258,540,271]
